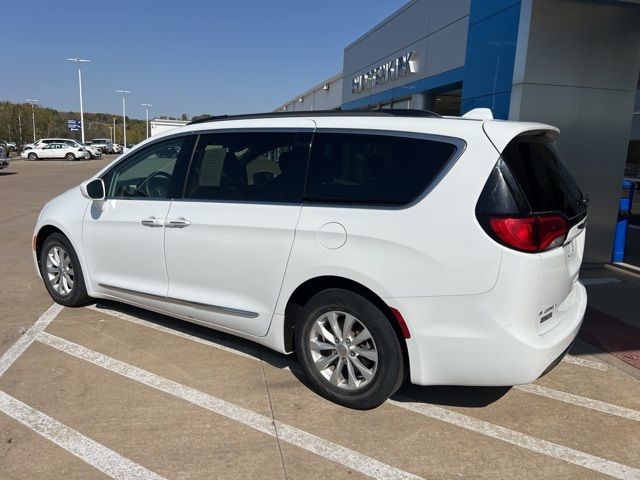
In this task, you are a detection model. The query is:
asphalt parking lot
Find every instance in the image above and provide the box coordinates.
[1,158,639,479]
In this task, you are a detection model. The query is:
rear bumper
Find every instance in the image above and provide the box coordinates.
[387,280,586,386]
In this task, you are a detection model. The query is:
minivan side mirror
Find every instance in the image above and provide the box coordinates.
[80,178,105,200]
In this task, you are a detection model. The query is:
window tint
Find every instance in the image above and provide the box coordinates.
[102,137,187,199]
[185,131,311,203]
[305,132,457,205]
[501,136,586,219]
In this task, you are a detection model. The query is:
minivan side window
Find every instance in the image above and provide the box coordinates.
[184,131,311,203]
[102,137,188,199]
[305,132,457,206]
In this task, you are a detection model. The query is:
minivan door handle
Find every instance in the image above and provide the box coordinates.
[166,218,191,228]
[141,216,165,227]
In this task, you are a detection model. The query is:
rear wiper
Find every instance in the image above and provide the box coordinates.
[579,193,590,207]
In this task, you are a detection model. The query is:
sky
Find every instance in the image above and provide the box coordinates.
[1,0,408,120]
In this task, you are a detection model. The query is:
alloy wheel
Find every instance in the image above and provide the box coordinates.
[45,245,74,296]
[308,310,378,391]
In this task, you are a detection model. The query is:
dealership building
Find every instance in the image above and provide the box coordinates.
[276,0,640,266]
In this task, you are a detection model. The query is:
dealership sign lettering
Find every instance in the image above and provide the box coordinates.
[352,52,417,94]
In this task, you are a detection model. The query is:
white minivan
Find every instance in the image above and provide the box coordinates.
[33,109,588,409]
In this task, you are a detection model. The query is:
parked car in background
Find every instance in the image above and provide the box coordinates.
[23,138,77,151]
[77,142,102,159]
[91,138,114,154]
[22,142,89,161]
[112,144,123,154]
[0,141,10,169]
[6,142,16,152]
[32,109,588,409]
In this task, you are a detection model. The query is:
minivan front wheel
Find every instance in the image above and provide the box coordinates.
[295,289,404,409]
[40,233,91,307]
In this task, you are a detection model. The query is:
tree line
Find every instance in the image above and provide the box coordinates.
[0,101,206,146]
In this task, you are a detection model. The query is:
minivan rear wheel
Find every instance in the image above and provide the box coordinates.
[295,289,404,409]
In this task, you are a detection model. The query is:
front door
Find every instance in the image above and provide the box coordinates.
[164,127,313,336]
[83,135,193,309]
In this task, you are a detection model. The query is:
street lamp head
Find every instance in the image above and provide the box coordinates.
[67,58,90,63]
[141,103,153,107]
[116,90,132,94]
[25,99,39,104]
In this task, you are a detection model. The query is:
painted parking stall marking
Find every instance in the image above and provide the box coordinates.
[561,354,608,371]
[0,302,63,376]
[0,391,166,480]
[37,331,424,480]
[389,399,640,480]
[514,383,640,422]
[43,307,640,480]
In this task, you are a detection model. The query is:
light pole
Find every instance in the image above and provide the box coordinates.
[115,90,131,148]
[67,58,90,143]
[141,103,152,139]
[108,126,113,143]
[25,99,39,142]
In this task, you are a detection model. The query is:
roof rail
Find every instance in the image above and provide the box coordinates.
[187,108,441,125]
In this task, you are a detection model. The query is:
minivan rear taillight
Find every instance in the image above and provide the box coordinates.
[486,214,567,252]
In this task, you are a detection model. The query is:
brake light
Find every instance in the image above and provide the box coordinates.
[487,214,567,252]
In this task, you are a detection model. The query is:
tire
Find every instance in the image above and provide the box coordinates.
[295,289,404,409]
[28,152,37,161]
[40,233,92,307]
[65,153,76,161]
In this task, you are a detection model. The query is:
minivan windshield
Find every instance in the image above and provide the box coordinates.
[501,135,586,220]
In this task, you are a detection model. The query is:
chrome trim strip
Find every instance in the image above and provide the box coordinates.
[99,283,165,300]
[166,297,259,318]
[98,283,259,319]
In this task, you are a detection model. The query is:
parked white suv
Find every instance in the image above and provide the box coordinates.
[32,109,588,409]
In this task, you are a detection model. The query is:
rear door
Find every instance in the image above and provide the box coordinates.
[163,126,313,336]
[490,132,587,332]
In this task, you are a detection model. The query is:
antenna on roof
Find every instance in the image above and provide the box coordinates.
[461,108,493,120]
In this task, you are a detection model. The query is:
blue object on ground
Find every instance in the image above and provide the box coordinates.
[612,180,636,262]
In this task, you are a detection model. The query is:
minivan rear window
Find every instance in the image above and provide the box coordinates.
[501,135,586,219]
[305,132,457,206]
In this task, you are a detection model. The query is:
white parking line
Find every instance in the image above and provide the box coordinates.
[37,331,423,480]
[0,390,165,480]
[390,399,640,480]
[514,384,640,422]
[0,303,63,377]
[561,354,608,371]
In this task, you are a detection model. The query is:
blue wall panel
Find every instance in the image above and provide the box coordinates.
[460,91,511,120]
[461,1,521,119]
[469,0,521,24]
